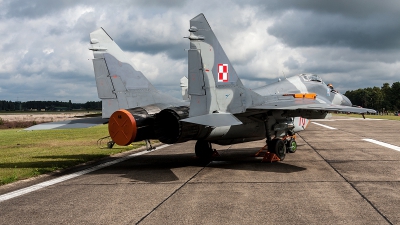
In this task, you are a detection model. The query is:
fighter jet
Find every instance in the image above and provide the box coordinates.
[27,13,375,161]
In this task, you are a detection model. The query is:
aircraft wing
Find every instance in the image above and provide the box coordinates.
[24,117,108,131]
[248,95,376,114]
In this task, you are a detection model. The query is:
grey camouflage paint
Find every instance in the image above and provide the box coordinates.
[182,14,375,144]
[26,15,375,147]
[89,28,186,119]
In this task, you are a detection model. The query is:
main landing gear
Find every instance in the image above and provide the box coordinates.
[195,140,219,159]
[255,135,297,162]
[256,117,298,162]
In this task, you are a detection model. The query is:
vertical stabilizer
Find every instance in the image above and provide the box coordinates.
[89,28,157,118]
[187,14,263,118]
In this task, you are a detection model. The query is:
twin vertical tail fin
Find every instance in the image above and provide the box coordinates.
[182,14,263,126]
[89,28,155,118]
[187,14,246,117]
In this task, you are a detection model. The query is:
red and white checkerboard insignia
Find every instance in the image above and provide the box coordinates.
[218,63,229,82]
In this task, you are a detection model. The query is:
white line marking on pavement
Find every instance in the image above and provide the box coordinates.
[311,122,337,130]
[363,139,400,152]
[338,118,386,121]
[313,118,387,121]
[311,119,336,122]
[0,145,169,203]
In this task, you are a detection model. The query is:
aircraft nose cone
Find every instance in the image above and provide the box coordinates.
[341,94,352,106]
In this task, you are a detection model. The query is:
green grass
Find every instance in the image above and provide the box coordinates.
[334,113,400,121]
[0,125,147,185]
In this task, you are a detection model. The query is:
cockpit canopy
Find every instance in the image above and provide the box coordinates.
[300,74,324,84]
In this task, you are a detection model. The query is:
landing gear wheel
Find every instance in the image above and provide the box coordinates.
[195,140,213,159]
[270,139,286,161]
[286,139,297,153]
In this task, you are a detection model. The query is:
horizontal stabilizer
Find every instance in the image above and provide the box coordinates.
[25,117,108,131]
[181,113,242,127]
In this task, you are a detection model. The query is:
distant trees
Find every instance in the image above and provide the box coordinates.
[0,101,15,111]
[0,100,102,111]
[83,101,102,110]
[344,82,400,112]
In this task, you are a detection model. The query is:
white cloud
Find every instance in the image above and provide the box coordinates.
[42,48,54,55]
[127,51,186,85]
[0,0,399,102]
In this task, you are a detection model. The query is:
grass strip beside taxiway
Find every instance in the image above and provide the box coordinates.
[0,125,147,185]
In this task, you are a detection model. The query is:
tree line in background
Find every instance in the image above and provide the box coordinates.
[0,100,102,111]
[1,81,398,112]
[344,82,400,112]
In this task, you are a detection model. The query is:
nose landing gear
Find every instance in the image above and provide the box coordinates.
[286,138,297,153]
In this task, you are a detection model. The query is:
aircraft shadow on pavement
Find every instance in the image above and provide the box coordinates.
[0,149,306,183]
[207,148,306,174]
[102,148,306,183]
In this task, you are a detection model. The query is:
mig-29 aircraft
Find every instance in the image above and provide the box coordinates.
[28,13,375,161]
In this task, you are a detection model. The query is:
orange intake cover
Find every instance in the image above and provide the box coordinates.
[108,109,137,146]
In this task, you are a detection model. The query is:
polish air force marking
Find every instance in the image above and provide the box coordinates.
[218,63,229,82]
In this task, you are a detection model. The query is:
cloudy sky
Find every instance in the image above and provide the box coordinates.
[1,0,399,103]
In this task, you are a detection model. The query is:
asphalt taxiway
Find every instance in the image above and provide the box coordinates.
[0,116,399,224]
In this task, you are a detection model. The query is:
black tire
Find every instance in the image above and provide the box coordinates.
[286,139,297,153]
[270,139,286,160]
[195,140,213,158]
